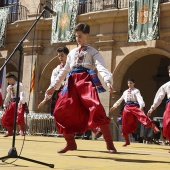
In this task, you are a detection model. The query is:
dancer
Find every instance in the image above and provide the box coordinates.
[46,23,117,153]
[148,65,170,153]
[38,46,102,139]
[110,78,160,146]
[2,72,26,137]
[38,46,69,115]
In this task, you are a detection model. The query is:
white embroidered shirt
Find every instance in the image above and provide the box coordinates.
[49,45,113,90]
[112,88,145,109]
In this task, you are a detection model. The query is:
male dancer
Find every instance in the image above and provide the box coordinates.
[2,73,26,137]
[46,23,116,154]
[38,46,69,113]
[110,78,160,146]
[38,46,102,139]
[148,65,170,153]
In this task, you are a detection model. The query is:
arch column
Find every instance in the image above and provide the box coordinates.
[22,52,38,112]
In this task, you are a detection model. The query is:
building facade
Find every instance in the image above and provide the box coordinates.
[1,0,170,139]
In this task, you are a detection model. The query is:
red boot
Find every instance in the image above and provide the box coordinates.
[100,124,117,153]
[123,134,130,147]
[3,126,13,137]
[151,123,160,134]
[57,134,77,153]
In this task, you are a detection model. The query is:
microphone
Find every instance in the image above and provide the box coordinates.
[41,3,56,16]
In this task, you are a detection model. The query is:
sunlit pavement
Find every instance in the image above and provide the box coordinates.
[0,134,169,170]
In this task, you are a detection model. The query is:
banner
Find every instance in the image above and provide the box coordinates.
[128,0,160,42]
[30,59,36,93]
[51,0,79,43]
[0,7,9,47]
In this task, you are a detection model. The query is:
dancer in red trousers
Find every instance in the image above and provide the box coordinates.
[38,46,102,139]
[38,46,69,115]
[148,65,170,153]
[110,78,160,147]
[2,73,26,137]
[46,23,117,154]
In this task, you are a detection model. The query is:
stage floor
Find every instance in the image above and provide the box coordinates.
[0,134,169,170]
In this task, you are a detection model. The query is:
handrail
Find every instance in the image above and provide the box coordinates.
[78,0,170,15]
[5,4,29,23]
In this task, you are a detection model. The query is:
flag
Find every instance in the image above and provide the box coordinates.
[128,0,160,42]
[51,0,79,43]
[0,7,9,47]
[0,66,7,100]
[30,59,36,93]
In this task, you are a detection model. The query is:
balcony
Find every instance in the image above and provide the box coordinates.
[5,0,170,21]
[6,4,29,24]
[78,0,170,14]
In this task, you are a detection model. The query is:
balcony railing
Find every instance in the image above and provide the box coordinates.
[6,4,29,23]
[4,1,170,22]
[78,0,117,14]
[42,0,53,19]
[78,0,170,15]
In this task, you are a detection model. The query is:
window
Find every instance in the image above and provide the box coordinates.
[0,0,19,14]
[0,0,28,23]
[3,0,19,6]
[0,0,20,23]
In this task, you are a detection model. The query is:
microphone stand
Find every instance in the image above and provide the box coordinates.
[0,9,54,168]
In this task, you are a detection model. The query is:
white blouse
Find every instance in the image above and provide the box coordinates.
[112,88,145,109]
[150,81,170,110]
[50,64,65,86]
[3,82,25,108]
[49,45,113,90]
[51,65,61,83]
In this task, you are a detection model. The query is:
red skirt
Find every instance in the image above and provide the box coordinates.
[2,102,25,129]
[163,102,170,140]
[122,104,152,136]
[53,72,110,134]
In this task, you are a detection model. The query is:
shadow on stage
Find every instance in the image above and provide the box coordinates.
[0,136,63,144]
[0,162,28,167]
[72,149,150,155]
[64,154,170,164]
[131,146,170,151]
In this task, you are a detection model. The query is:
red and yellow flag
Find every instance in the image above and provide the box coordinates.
[30,59,36,93]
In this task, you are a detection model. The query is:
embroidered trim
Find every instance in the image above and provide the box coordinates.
[61,67,106,95]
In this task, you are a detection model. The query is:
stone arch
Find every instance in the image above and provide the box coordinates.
[40,47,59,73]
[38,56,60,112]
[0,58,18,73]
[113,47,170,92]
[39,56,60,90]
[111,48,170,141]
[111,47,170,121]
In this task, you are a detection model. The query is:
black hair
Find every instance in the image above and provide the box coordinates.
[74,23,90,34]
[127,78,135,83]
[6,72,18,81]
[57,46,69,55]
